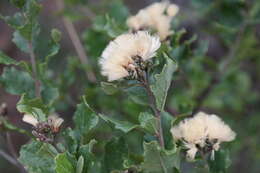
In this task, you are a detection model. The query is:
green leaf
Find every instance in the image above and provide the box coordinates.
[0,67,34,97]
[0,13,26,29]
[76,156,84,173]
[104,137,128,172]
[44,29,61,61]
[62,128,80,154]
[151,53,178,111]
[55,153,76,173]
[139,112,157,134]
[73,103,99,135]
[19,141,58,173]
[125,85,149,106]
[0,117,32,137]
[99,114,138,133]
[141,141,180,173]
[78,140,101,173]
[82,28,109,58]
[208,149,231,173]
[41,83,59,105]
[10,0,26,8]
[107,0,129,23]
[0,51,18,65]
[51,29,62,43]
[93,15,126,38]
[101,82,118,95]
[16,94,48,121]
[161,112,176,149]
[12,31,30,53]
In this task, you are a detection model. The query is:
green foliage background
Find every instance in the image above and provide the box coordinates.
[0,0,259,173]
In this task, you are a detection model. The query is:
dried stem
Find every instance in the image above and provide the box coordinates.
[5,133,27,173]
[6,132,18,159]
[141,72,165,148]
[28,42,41,98]
[0,149,18,166]
[56,0,97,83]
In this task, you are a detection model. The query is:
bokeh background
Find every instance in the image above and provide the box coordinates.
[0,0,260,172]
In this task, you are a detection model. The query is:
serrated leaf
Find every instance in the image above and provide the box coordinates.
[73,103,99,134]
[99,114,138,133]
[17,94,48,121]
[139,112,157,134]
[19,141,58,173]
[55,153,76,173]
[141,141,180,173]
[0,51,19,65]
[0,67,34,97]
[151,54,178,111]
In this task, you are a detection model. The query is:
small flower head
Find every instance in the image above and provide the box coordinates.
[99,31,160,81]
[127,2,179,41]
[48,114,64,133]
[171,112,236,160]
[22,113,64,143]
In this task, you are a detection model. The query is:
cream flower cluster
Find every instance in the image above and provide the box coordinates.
[99,31,160,81]
[127,2,179,41]
[171,112,236,160]
[23,113,64,131]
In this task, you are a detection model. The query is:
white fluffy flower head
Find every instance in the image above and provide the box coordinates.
[99,31,161,81]
[171,112,236,160]
[127,2,179,40]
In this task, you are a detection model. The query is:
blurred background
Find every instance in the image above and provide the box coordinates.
[0,0,260,172]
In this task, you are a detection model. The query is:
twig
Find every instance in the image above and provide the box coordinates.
[56,0,97,83]
[28,42,41,98]
[0,149,18,166]
[6,132,18,159]
[77,6,96,20]
[141,72,165,148]
[5,132,27,173]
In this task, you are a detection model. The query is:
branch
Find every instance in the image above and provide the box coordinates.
[0,149,18,166]
[56,0,97,83]
[6,132,18,159]
[28,42,41,98]
[5,133,27,173]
